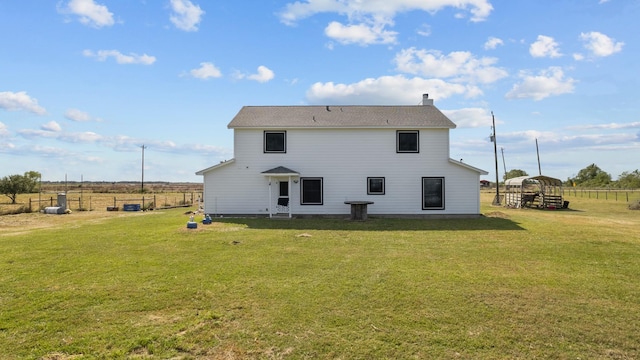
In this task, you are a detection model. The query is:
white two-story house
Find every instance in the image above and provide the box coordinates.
[196,94,488,218]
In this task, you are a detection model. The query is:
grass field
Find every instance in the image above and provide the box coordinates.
[0,193,639,359]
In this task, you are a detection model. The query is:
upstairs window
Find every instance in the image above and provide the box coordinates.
[397,130,419,153]
[367,177,385,195]
[264,131,286,153]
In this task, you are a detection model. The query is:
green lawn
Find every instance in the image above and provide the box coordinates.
[1,196,639,359]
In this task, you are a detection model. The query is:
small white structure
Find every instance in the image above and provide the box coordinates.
[504,175,564,209]
[197,95,488,218]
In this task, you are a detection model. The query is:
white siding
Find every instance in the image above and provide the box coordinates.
[201,128,482,216]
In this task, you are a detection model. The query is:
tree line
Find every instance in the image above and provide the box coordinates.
[503,164,640,188]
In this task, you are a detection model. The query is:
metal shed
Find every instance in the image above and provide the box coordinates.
[504,175,565,209]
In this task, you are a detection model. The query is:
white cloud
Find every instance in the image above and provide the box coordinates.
[579,31,624,57]
[566,122,640,131]
[442,108,493,128]
[484,36,504,50]
[279,0,493,25]
[10,126,231,159]
[0,122,9,136]
[394,48,508,84]
[325,20,397,45]
[416,24,431,37]
[189,62,222,79]
[169,0,205,32]
[306,75,481,105]
[505,67,576,101]
[59,0,114,28]
[83,49,156,65]
[235,66,275,83]
[60,131,103,143]
[279,0,491,46]
[529,35,562,58]
[41,121,62,132]
[19,128,103,143]
[0,91,47,115]
[65,108,92,122]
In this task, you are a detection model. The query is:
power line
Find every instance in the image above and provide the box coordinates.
[141,144,147,193]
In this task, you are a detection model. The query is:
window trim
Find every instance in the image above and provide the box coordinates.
[422,177,445,210]
[264,131,287,153]
[300,177,323,205]
[396,130,419,153]
[367,177,385,195]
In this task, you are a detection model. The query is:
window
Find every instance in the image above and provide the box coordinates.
[397,130,419,153]
[367,177,385,195]
[301,177,323,205]
[422,177,444,210]
[264,131,286,153]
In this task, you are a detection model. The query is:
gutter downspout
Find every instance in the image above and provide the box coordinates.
[268,176,272,218]
[288,176,292,218]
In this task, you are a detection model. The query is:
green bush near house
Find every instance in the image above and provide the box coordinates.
[0,195,638,358]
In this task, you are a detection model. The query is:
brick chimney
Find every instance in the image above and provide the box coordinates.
[422,93,433,106]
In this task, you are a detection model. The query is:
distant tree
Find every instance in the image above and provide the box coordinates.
[0,171,41,204]
[616,170,640,189]
[570,164,612,187]
[503,169,528,180]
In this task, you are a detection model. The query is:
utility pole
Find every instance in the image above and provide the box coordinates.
[501,147,507,176]
[491,112,501,205]
[535,138,542,176]
[141,144,147,193]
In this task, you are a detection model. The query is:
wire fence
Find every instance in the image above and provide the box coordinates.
[562,188,640,203]
[27,192,202,212]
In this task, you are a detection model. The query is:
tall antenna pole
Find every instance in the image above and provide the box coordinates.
[535,138,542,176]
[141,144,147,193]
[492,112,501,205]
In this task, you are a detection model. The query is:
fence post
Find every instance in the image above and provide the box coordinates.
[114,197,117,207]
[29,198,32,212]
[154,195,156,209]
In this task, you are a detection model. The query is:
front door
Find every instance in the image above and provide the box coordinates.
[277,181,289,213]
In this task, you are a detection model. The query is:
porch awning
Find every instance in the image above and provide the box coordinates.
[261,166,299,177]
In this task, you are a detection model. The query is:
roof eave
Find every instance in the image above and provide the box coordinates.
[449,158,489,175]
[195,158,235,175]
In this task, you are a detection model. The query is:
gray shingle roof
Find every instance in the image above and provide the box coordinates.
[261,166,299,175]
[228,105,456,129]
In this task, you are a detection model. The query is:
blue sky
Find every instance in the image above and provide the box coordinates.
[1,0,638,183]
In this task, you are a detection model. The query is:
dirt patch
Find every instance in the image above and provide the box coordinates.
[484,211,510,219]
[0,210,151,237]
[177,222,245,233]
